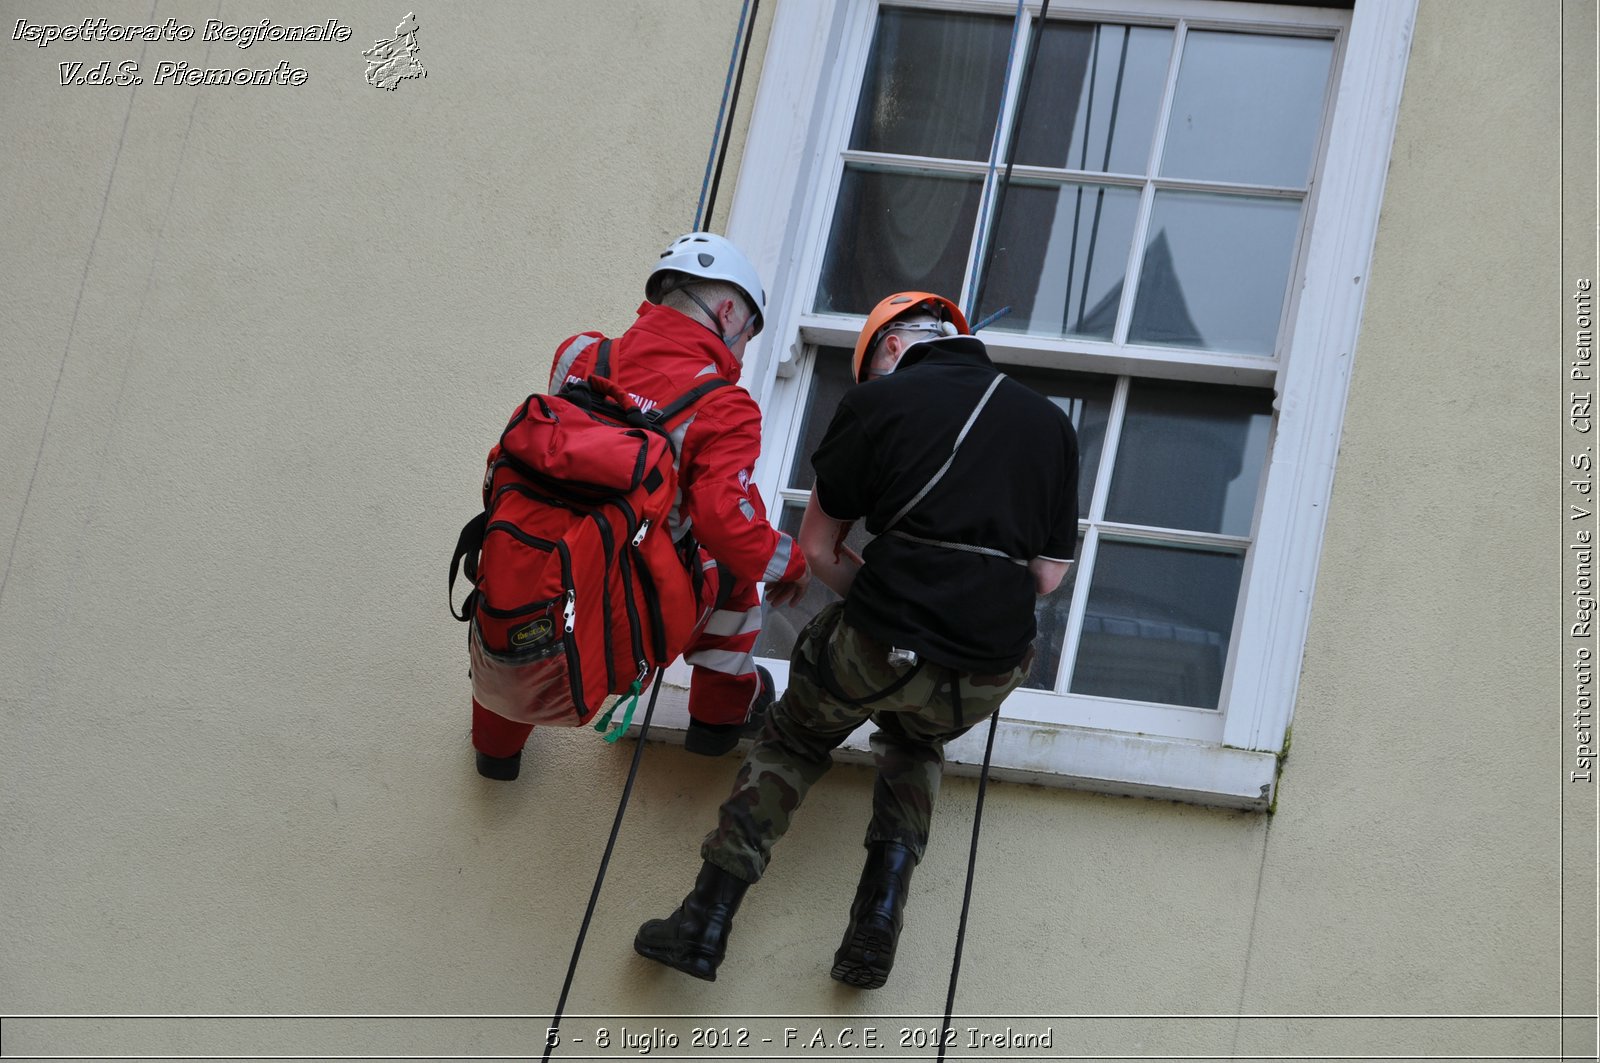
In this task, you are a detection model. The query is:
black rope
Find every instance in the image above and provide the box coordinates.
[696,0,760,233]
[936,708,1003,1063]
[933,8,1052,1055]
[541,671,666,1062]
[971,0,1053,326]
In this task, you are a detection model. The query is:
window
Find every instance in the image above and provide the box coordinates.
[685,0,1414,808]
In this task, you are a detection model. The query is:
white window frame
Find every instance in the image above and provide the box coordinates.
[648,0,1416,810]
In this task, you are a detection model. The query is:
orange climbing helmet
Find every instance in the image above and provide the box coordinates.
[850,291,970,383]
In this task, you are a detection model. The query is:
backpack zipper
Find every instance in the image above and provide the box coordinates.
[592,511,618,691]
[630,544,671,662]
[616,545,648,678]
[555,542,585,720]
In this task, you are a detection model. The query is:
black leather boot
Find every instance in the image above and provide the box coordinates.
[474,749,521,781]
[634,861,751,981]
[684,666,776,756]
[830,841,916,989]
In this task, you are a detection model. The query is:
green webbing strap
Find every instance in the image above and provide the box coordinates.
[592,679,643,743]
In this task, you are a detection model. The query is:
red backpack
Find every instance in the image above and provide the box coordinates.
[450,340,730,731]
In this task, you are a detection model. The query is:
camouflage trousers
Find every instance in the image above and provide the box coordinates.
[701,602,1027,883]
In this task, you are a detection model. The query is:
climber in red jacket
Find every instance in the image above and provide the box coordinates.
[472,233,809,779]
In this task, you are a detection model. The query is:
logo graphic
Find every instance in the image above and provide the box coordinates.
[510,618,555,650]
[363,12,424,90]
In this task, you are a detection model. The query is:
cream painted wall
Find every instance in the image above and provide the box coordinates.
[0,0,1584,1059]
[1255,0,1561,1017]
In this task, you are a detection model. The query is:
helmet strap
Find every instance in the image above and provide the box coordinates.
[679,286,743,348]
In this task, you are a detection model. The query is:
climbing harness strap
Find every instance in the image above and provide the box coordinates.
[883,529,1027,566]
[814,632,926,710]
[880,374,1028,565]
[882,373,1005,534]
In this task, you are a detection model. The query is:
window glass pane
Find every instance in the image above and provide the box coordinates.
[1023,533,1085,691]
[980,181,1140,341]
[753,503,873,662]
[996,364,1113,516]
[815,166,983,316]
[786,347,856,491]
[1013,22,1172,174]
[1127,190,1300,355]
[1159,31,1334,188]
[849,9,1013,161]
[1105,379,1273,536]
[1070,540,1244,709]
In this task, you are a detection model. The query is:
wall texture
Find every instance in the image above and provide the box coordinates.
[0,0,1583,1058]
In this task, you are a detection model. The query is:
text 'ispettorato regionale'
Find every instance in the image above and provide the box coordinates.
[13,17,353,49]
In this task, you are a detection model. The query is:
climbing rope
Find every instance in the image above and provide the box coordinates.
[970,0,1054,327]
[541,5,759,1046]
[965,0,1028,325]
[537,4,1052,1054]
[693,0,760,233]
[537,14,761,1043]
[541,670,665,1063]
[936,709,1002,1062]
[939,4,1052,1056]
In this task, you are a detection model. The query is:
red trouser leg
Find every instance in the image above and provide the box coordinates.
[684,554,763,726]
[472,698,534,758]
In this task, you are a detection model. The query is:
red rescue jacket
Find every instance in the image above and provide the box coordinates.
[548,302,804,588]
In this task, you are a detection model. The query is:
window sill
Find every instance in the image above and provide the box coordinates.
[637,672,1277,812]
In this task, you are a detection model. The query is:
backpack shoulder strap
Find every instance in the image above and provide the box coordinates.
[562,342,734,441]
[594,339,732,427]
[646,376,734,427]
[589,332,731,426]
[448,511,488,621]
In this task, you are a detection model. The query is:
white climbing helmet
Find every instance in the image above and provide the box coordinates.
[645,232,767,337]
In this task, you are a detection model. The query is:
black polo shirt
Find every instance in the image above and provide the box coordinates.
[811,337,1079,672]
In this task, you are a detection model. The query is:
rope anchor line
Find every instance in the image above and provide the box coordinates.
[542,670,666,1062]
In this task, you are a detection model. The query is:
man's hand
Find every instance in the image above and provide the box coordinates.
[764,567,811,607]
[832,522,864,567]
[798,489,862,599]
